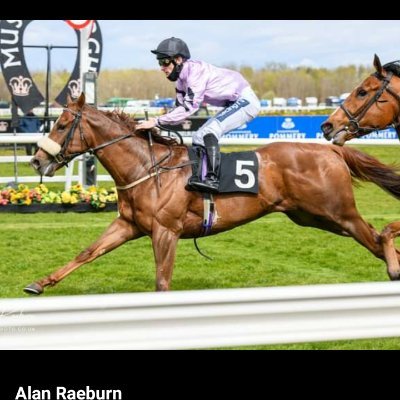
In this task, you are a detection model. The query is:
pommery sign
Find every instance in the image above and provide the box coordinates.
[15,386,122,400]
[0,20,102,113]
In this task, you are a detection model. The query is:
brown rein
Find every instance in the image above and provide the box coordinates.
[53,108,194,190]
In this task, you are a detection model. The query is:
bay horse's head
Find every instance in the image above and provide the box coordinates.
[31,92,95,177]
[321,55,400,145]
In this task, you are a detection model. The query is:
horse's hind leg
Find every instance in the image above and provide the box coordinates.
[287,209,386,273]
[380,221,400,280]
[24,217,143,295]
[335,212,400,280]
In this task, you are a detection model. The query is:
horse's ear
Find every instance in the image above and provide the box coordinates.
[373,54,383,76]
[77,92,85,109]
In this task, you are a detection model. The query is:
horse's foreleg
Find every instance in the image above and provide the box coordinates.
[151,224,180,291]
[381,221,400,280]
[24,217,143,295]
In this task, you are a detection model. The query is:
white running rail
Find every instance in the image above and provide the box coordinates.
[1,281,400,349]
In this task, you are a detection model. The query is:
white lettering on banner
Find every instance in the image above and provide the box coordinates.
[317,130,397,140]
[1,47,21,68]
[7,20,23,28]
[88,38,101,54]
[224,133,259,139]
[0,28,19,45]
[362,130,397,139]
[86,36,101,73]
[269,132,306,139]
[0,21,22,68]
[87,57,99,71]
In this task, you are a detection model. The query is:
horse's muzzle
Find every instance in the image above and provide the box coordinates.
[30,156,57,177]
[30,156,42,172]
[320,121,334,140]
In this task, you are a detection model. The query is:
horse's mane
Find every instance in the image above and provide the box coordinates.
[100,109,179,146]
[383,60,400,78]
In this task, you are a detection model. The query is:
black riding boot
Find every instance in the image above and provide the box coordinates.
[189,134,221,193]
[185,145,203,191]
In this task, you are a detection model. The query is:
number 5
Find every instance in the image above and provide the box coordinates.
[234,160,255,189]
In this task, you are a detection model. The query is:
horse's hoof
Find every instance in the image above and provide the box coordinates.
[388,271,400,281]
[24,283,43,295]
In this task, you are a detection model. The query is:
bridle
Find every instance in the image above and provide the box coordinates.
[339,71,400,138]
[38,107,192,190]
[47,107,135,165]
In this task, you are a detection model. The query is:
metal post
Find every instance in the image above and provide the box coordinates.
[45,45,51,133]
[82,72,97,187]
[79,23,96,188]
[23,45,78,133]
[10,98,19,186]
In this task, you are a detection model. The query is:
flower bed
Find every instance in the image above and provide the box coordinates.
[0,183,118,213]
[0,202,118,213]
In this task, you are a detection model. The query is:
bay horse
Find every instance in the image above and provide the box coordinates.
[321,53,400,284]
[25,92,400,295]
[321,54,400,146]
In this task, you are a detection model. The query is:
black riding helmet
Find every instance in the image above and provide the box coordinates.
[151,37,191,60]
[151,37,190,82]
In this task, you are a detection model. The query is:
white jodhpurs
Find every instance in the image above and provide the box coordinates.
[192,86,261,146]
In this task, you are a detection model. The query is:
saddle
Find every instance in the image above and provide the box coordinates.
[187,146,259,194]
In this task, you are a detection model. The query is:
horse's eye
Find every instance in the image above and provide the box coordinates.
[357,89,367,97]
[57,124,66,131]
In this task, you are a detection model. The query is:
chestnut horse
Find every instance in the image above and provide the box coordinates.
[25,93,400,295]
[321,53,400,285]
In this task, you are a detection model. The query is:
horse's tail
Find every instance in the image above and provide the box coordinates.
[334,146,400,200]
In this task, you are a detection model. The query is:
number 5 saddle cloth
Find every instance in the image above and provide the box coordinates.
[187,147,259,194]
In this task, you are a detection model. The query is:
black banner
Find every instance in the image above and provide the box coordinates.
[55,20,102,105]
[0,20,43,113]
[0,20,102,113]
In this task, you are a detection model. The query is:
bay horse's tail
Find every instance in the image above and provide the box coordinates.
[334,146,400,200]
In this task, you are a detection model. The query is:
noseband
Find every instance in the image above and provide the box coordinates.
[38,108,134,165]
[340,71,400,138]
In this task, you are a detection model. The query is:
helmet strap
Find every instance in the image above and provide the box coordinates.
[167,60,183,82]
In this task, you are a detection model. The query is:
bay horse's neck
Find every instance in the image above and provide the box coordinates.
[378,73,400,131]
[84,109,153,187]
[391,74,400,93]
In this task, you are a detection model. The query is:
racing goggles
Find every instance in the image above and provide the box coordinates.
[158,58,173,67]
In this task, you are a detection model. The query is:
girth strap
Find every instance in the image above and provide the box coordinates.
[116,170,169,190]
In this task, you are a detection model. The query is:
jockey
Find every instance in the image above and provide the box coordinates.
[136,37,261,193]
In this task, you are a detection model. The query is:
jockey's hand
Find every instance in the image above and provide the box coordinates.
[136,118,157,131]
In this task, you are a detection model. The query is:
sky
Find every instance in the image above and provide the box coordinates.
[21,20,400,72]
